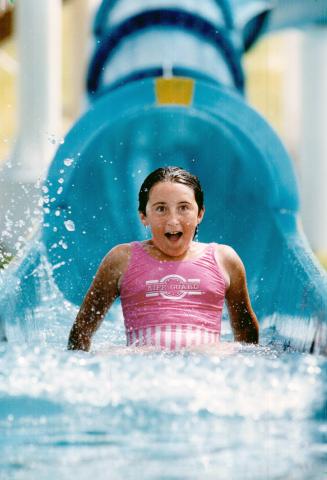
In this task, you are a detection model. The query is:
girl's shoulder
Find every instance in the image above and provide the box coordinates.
[95,243,134,287]
[102,242,133,270]
[211,243,245,290]
[211,242,241,263]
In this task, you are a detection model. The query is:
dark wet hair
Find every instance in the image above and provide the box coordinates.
[138,167,204,240]
[138,166,204,215]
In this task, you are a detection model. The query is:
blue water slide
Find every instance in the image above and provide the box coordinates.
[230,0,327,50]
[1,0,327,353]
[87,4,244,99]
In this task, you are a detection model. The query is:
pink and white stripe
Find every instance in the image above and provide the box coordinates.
[126,325,219,350]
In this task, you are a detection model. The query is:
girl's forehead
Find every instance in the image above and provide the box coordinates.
[148,181,196,200]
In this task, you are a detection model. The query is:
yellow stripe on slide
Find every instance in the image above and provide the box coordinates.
[155,77,194,106]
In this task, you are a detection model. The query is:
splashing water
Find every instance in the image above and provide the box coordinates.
[0,246,326,480]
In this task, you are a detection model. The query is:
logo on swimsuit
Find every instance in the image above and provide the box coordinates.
[145,274,202,300]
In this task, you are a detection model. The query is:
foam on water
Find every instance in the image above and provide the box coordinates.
[0,247,326,479]
[0,314,326,479]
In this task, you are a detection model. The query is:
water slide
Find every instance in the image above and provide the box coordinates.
[1,0,327,352]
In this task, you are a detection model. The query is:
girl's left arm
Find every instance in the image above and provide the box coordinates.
[223,247,259,344]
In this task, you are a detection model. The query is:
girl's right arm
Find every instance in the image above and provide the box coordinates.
[67,244,130,351]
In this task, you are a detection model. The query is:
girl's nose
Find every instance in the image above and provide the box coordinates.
[167,211,180,227]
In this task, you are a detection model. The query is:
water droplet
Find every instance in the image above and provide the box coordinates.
[58,178,64,184]
[64,220,75,232]
[64,158,74,167]
[57,187,63,195]
[59,239,68,250]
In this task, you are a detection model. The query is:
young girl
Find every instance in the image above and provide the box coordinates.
[68,166,259,351]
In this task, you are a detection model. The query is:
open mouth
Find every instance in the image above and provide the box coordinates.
[165,231,183,241]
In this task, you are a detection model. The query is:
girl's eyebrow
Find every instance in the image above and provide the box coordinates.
[152,200,192,206]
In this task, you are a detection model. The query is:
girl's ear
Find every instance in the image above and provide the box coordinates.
[139,211,148,226]
[197,206,205,225]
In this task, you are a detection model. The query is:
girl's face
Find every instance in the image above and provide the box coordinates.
[139,181,205,257]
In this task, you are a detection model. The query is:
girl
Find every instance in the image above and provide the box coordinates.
[68,166,259,351]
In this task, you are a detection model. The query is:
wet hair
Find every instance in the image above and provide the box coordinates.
[138,166,204,240]
[138,166,204,215]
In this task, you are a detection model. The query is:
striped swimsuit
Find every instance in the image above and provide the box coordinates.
[120,242,226,350]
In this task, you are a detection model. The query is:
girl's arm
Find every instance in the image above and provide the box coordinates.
[67,245,129,351]
[222,246,259,344]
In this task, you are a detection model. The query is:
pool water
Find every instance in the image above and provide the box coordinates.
[0,298,326,480]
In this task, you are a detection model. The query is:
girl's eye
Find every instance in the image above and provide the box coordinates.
[179,205,190,212]
[156,206,166,213]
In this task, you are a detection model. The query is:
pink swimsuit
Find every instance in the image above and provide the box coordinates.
[120,242,226,349]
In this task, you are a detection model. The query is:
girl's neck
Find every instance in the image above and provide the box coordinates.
[143,240,203,261]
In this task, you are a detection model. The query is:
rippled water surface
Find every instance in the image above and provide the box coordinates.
[0,301,327,480]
